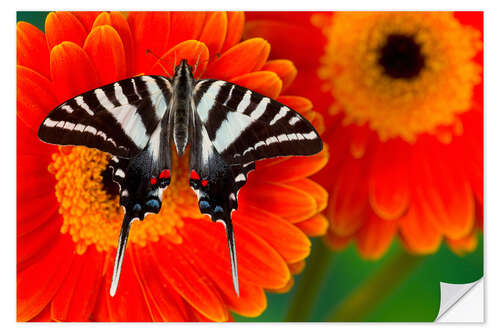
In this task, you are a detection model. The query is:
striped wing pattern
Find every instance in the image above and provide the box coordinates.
[189,79,322,295]
[192,79,322,165]
[38,75,173,158]
[36,63,323,298]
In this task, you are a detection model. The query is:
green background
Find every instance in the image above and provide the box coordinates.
[17,11,483,322]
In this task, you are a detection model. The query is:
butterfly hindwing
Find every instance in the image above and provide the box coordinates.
[108,117,173,296]
[38,75,173,158]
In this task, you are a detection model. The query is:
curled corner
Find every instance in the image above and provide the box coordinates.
[435,278,484,322]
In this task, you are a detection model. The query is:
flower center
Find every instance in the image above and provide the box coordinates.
[378,34,425,79]
[49,147,204,254]
[316,12,482,142]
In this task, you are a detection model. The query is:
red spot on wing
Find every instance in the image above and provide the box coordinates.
[190,170,201,180]
[201,179,209,187]
[150,177,157,185]
[159,169,171,179]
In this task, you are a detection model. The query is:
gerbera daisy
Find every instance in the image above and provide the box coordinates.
[246,12,483,259]
[17,11,328,322]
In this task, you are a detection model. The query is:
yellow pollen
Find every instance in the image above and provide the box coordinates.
[315,12,482,142]
[49,146,205,254]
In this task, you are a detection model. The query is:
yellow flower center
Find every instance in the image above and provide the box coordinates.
[315,12,482,142]
[49,146,205,254]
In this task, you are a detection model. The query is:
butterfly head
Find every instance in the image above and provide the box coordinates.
[174,59,194,79]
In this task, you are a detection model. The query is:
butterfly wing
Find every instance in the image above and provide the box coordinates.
[38,75,175,296]
[188,108,256,295]
[189,79,322,295]
[107,117,173,296]
[38,75,173,158]
[192,79,323,165]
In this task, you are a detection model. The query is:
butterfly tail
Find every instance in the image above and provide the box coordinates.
[223,218,240,297]
[110,212,133,297]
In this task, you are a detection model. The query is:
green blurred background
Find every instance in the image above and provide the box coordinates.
[17,11,483,322]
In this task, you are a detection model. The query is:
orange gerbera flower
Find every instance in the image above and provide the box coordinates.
[17,11,328,322]
[246,12,483,259]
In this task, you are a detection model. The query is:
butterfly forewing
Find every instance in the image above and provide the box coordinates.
[193,79,323,165]
[38,75,173,158]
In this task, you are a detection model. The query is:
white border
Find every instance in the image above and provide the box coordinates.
[4,1,500,331]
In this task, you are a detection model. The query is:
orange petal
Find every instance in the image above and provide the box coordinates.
[323,231,351,252]
[168,12,207,48]
[230,71,282,99]
[17,22,50,79]
[295,213,329,237]
[268,277,294,294]
[100,252,153,322]
[262,60,297,92]
[368,139,410,221]
[236,208,311,263]
[254,147,328,183]
[127,12,171,73]
[446,232,478,256]
[244,18,324,67]
[221,12,245,52]
[327,155,370,236]
[288,260,305,274]
[204,38,270,80]
[355,214,398,260]
[83,25,127,85]
[130,245,192,321]
[398,202,442,255]
[286,178,328,212]
[198,12,227,58]
[50,41,100,101]
[17,235,74,321]
[150,40,209,78]
[45,11,88,50]
[412,139,475,240]
[276,95,313,113]
[349,124,373,159]
[51,248,105,321]
[93,12,135,76]
[302,110,326,135]
[17,66,58,130]
[71,11,100,32]
[31,304,51,322]
[178,236,267,318]
[17,191,58,239]
[17,215,60,267]
[148,240,228,322]
[181,219,290,289]
[239,182,317,223]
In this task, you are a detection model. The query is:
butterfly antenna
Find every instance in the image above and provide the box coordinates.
[146,49,171,77]
[193,50,203,76]
[223,218,239,297]
[173,49,177,74]
[195,58,212,80]
[110,212,134,297]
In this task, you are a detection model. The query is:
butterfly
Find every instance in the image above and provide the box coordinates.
[38,59,323,297]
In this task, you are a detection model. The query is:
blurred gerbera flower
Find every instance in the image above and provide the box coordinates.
[17,11,328,322]
[246,12,483,259]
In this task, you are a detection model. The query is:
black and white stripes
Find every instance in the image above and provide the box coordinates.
[193,79,322,164]
[37,59,323,298]
[38,75,172,158]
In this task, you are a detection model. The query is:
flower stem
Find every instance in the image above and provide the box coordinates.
[285,240,334,322]
[327,249,425,321]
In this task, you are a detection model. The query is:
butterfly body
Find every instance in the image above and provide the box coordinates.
[38,59,322,297]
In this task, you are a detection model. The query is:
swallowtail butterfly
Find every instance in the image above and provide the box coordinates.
[38,59,323,297]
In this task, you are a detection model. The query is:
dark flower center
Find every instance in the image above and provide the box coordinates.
[378,34,425,79]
